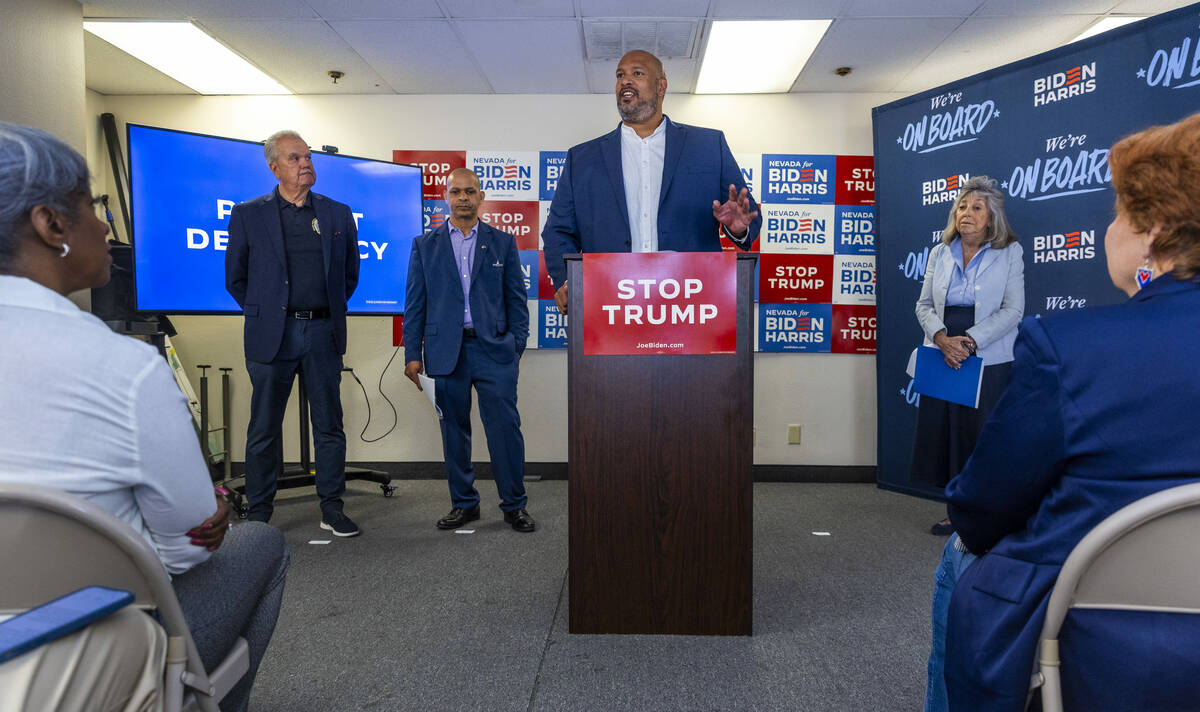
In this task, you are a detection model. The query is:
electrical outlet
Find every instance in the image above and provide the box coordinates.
[787,424,802,445]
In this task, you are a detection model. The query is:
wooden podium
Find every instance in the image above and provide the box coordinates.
[566,253,755,636]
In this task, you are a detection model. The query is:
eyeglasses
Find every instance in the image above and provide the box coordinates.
[90,195,111,220]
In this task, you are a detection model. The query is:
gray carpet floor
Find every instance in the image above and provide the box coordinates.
[245,480,947,712]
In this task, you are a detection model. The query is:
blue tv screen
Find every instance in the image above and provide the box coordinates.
[128,123,422,315]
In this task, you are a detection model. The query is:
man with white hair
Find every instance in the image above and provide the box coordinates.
[225,130,362,536]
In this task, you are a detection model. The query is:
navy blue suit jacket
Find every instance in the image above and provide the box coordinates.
[403,221,529,376]
[540,117,761,289]
[944,276,1200,711]
[225,191,360,363]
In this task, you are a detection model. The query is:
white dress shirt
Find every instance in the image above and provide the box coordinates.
[621,118,668,253]
[0,276,216,574]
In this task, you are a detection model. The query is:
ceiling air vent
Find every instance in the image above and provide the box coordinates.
[584,20,697,61]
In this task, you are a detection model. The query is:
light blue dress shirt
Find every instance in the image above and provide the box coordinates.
[449,222,477,329]
[946,239,991,307]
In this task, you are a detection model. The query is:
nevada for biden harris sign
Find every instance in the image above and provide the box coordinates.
[582,253,737,356]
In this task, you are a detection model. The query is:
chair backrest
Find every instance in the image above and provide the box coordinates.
[0,482,176,614]
[1040,481,1200,636]
[1036,481,1200,712]
[0,481,221,712]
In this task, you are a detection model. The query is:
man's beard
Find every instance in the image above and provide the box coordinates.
[618,93,658,123]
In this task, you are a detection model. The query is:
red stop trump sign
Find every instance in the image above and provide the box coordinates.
[582,252,737,355]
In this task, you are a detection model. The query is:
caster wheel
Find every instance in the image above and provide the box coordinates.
[382,484,396,498]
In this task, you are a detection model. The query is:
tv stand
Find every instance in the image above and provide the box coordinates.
[227,369,395,517]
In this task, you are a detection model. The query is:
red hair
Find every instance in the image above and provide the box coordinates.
[1108,112,1200,280]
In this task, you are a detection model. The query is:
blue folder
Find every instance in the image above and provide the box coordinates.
[0,586,134,663]
[913,345,984,408]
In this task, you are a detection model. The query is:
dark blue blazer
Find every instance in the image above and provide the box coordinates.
[541,117,761,288]
[944,275,1200,712]
[225,191,360,363]
[403,221,529,376]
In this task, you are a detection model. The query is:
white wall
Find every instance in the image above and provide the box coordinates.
[0,0,86,151]
[89,90,903,466]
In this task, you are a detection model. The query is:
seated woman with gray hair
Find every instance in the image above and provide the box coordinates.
[0,121,288,712]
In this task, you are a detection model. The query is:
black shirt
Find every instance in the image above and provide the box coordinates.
[275,188,329,311]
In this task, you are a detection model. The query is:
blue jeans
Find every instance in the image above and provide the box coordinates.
[925,534,977,712]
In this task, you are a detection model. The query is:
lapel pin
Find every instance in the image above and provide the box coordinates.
[311,218,321,236]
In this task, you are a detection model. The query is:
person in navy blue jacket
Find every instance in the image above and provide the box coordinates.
[541,50,761,314]
[225,130,362,537]
[925,112,1200,712]
[403,168,534,533]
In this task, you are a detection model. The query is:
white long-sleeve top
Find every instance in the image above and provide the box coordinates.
[0,275,215,574]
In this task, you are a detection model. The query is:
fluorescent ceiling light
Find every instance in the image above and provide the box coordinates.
[696,20,832,94]
[1071,16,1145,44]
[83,20,290,95]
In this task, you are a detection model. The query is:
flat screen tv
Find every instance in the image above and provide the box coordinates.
[127,123,422,315]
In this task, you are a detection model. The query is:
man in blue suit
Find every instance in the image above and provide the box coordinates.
[225,130,362,537]
[541,49,762,314]
[403,168,535,533]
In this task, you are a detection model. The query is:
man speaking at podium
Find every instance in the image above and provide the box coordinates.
[225,130,362,537]
[541,49,762,314]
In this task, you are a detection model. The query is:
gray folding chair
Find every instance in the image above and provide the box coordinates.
[0,481,248,712]
[1033,481,1200,712]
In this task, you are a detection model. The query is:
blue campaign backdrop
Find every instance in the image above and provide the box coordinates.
[872,4,1200,498]
[128,124,423,314]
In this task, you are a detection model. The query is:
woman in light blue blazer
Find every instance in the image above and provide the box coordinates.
[910,176,1024,534]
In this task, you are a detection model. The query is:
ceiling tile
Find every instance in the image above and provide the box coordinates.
[174,0,318,20]
[443,0,576,18]
[841,0,984,17]
[974,0,1116,15]
[794,17,963,92]
[329,20,490,93]
[456,20,588,92]
[198,19,393,94]
[579,0,711,18]
[893,14,1096,93]
[710,0,847,18]
[83,31,196,94]
[80,0,1182,97]
[303,0,443,20]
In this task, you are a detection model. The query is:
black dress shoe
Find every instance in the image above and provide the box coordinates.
[503,508,537,533]
[436,505,481,530]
